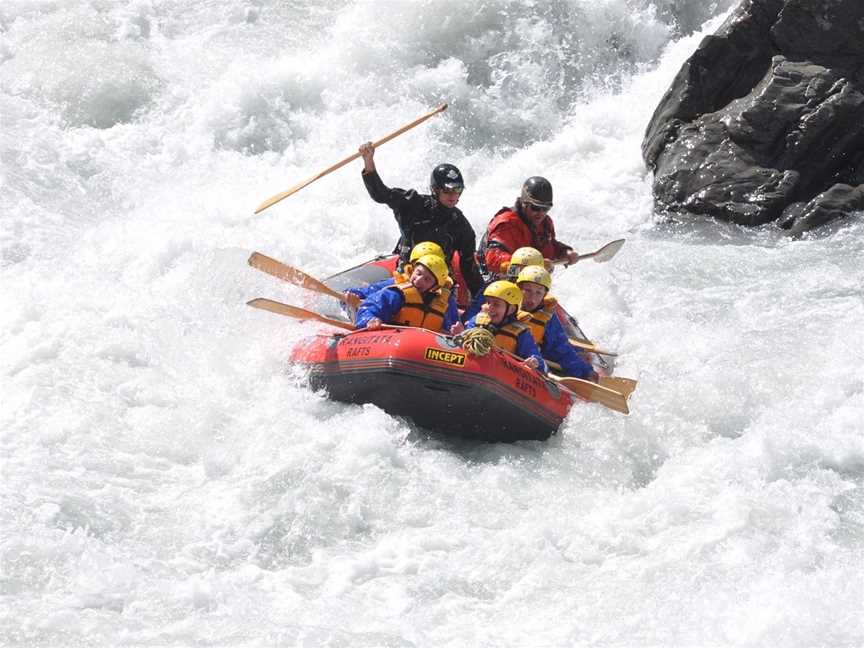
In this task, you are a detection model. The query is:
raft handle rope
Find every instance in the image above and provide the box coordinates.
[454,326,495,357]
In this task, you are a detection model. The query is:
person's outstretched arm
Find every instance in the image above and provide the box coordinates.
[542,315,596,380]
[354,287,404,329]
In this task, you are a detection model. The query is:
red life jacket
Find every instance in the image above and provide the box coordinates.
[479,206,568,276]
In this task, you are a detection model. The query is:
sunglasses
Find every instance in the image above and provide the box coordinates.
[439,186,464,195]
[526,202,551,212]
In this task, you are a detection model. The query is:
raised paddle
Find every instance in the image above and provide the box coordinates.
[255,103,449,214]
[246,298,354,331]
[248,252,362,308]
[553,238,626,266]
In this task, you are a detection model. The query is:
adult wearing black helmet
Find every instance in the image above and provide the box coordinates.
[358,141,484,298]
[478,176,580,279]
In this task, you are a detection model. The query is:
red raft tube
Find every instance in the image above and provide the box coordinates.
[289,327,576,442]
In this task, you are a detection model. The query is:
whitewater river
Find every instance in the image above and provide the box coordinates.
[2,1,863,646]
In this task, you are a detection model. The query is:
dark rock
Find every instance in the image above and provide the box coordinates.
[781,183,864,236]
[643,0,864,234]
[772,0,864,62]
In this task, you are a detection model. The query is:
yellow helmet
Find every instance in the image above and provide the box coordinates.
[510,247,544,268]
[483,280,522,307]
[516,266,552,291]
[506,247,544,280]
[415,254,449,287]
[409,241,445,263]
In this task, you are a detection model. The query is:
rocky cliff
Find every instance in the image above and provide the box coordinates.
[643,0,864,236]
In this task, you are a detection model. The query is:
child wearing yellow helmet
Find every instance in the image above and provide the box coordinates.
[454,280,545,371]
[409,241,445,263]
[504,247,545,281]
[459,246,545,323]
[345,241,450,305]
[394,241,449,283]
[355,254,458,332]
[515,267,597,381]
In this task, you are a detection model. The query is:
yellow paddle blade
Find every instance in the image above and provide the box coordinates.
[248,252,361,308]
[550,375,630,414]
[599,376,637,398]
[553,238,625,267]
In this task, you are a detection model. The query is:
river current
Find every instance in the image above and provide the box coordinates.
[2,1,863,646]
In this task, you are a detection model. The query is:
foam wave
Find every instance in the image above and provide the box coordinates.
[3,1,864,647]
[0,6,161,128]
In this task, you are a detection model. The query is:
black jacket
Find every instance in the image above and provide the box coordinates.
[362,169,484,295]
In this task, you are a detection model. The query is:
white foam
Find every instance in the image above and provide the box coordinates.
[3,1,863,646]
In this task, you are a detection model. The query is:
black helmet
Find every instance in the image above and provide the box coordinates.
[430,163,464,193]
[520,176,553,208]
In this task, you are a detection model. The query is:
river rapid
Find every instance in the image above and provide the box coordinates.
[2,1,863,646]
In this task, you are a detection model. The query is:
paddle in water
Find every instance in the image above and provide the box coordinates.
[599,376,637,398]
[549,374,631,415]
[546,360,636,414]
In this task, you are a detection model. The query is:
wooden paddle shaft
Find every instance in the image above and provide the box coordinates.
[246,298,355,331]
[248,252,362,308]
[255,103,448,213]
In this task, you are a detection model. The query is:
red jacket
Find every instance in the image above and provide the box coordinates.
[479,205,572,277]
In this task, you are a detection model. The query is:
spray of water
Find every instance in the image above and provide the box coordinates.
[2,1,863,646]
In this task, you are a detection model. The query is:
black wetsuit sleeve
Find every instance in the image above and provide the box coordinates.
[456,217,484,296]
[363,169,429,235]
[362,170,410,208]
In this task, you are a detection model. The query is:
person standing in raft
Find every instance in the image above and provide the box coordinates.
[358,141,484,300]
[478,176,581,277]
[355,254,459,332]
[452,281,545,371]
[515,266,598,381]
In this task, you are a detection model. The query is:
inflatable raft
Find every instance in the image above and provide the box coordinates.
[277,255,621,441]
[246,250,630,438]
[289,326,576,442]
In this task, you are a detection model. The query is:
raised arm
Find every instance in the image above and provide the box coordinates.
[359,141,376,174]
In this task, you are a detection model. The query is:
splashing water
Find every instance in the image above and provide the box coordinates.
[2,1,863,646]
